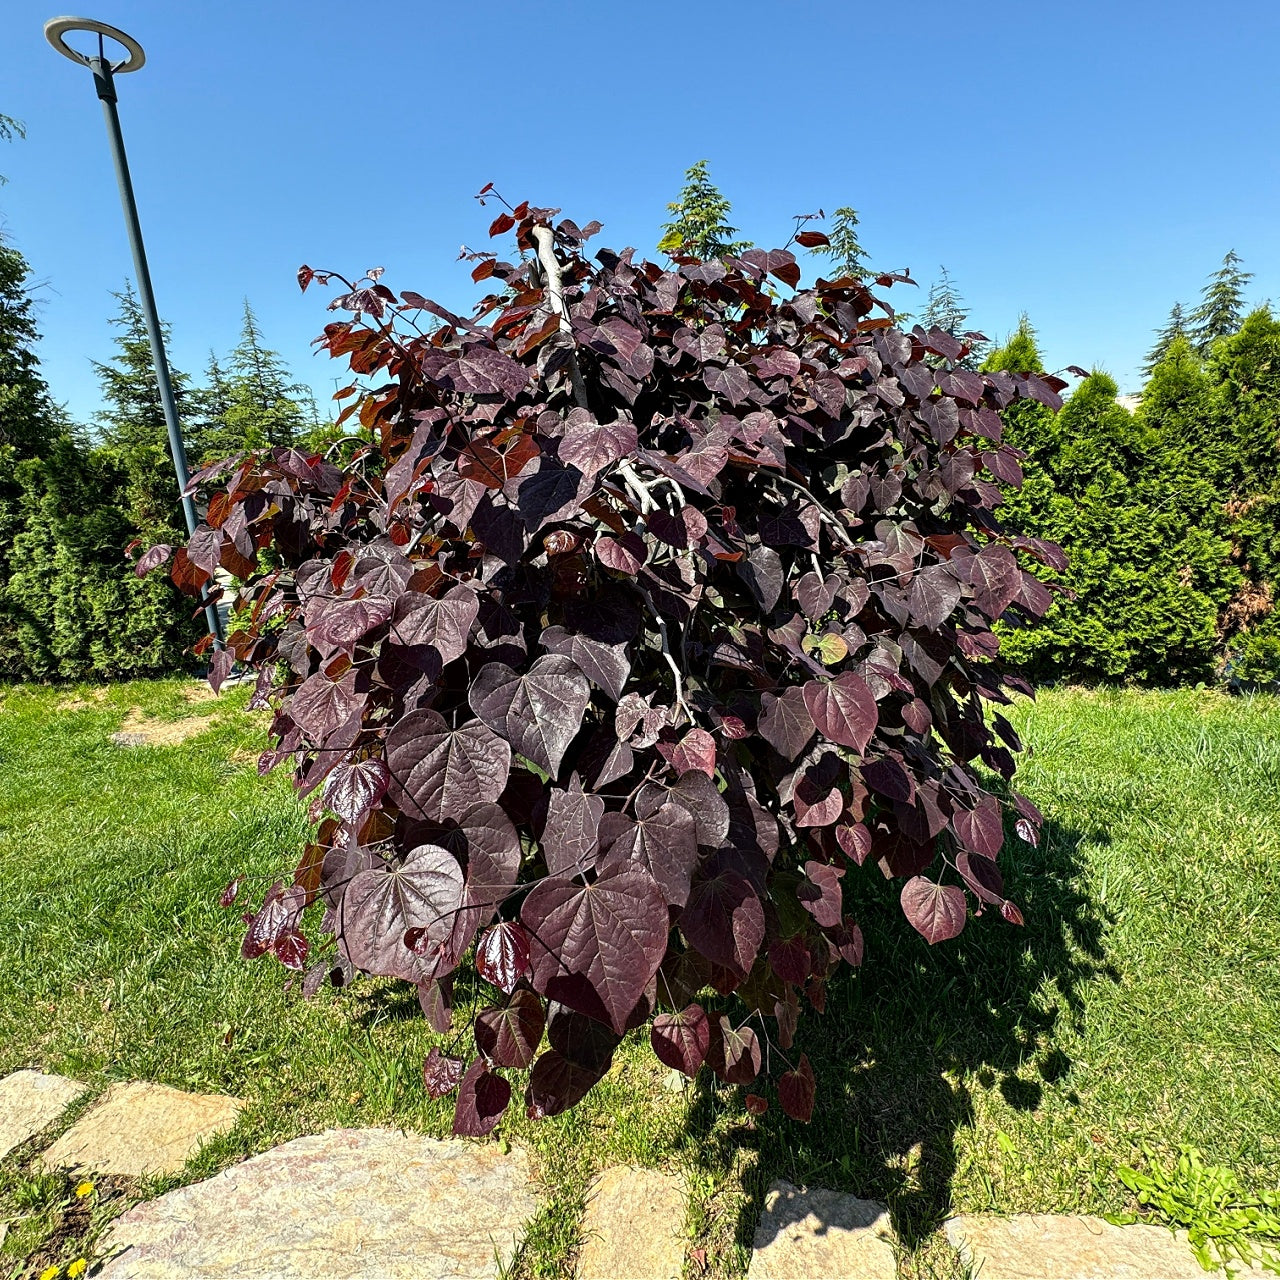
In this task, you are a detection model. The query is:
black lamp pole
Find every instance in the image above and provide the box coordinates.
[44,16,224,647]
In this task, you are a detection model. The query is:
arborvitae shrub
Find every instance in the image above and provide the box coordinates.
[159,200,1063,1129]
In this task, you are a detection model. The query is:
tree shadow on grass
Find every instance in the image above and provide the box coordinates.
[680,809,1118,1256]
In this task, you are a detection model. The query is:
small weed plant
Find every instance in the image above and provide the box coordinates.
[1108,1146,1280,1276]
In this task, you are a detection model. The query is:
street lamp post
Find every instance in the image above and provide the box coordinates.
[44,16,224,647]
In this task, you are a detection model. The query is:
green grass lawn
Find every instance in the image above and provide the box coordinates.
[1,681,1277,1279]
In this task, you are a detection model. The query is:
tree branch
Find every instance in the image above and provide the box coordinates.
[531,224,589,412]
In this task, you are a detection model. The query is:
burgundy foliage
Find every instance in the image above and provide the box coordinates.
[166,195,1062,1130]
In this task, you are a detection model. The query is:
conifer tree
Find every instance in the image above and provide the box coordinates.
[0,113,24,186]
[92,284,195,533]
[0,235,59,459]
[659,160,751,260]
[1191,250,1252,352]
[813,206,869,282]
[922,265,967,333]
[1143,302,1189,379]
[921,265,986,366]
[220,301,309,450]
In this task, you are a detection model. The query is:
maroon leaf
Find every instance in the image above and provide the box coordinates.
[290,671,361,739]
[423,1046,465,1098]
[957,852,1005,905]
[540,625,630,702]
[667,770,731,847]
[769,936,811,984]
[900,877,967,944]
[389,586,480,665]
[543,778,606,875]
[475,921,532,992]
[453,1058,511,1136]
[759,688,817,761]
[418,978,454,1032]
[836,822,873,865]
[777,1053,816,1122]
[680,867,765,977]
[1001,899,1026,926]
[599,800,698,907]
[595,532,647,575]
[558,411,639,478]
[470,655,591,778]
[386,710,512,822]
[803,673,879,754]
[966,544,1022,619]
[324,757,390,824]
[706,1014,762,1084]
[134,543,172,577]
[737,545,784,612]
[907,563,962,629]
[475,989,545,1068]
[658,727,717,778]
[745,1092,769,1115]
[340,844,465,980]
[520,867,670,1034]
[650,1003,710,1077]
[797,860,843,928]
[525,1049,607,1119]
[953,794,1004,858]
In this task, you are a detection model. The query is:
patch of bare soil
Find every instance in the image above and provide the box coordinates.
[57,688,111,712]
[109,708,219,749]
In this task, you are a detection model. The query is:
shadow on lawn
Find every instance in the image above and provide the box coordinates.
[682,809,1118,1253]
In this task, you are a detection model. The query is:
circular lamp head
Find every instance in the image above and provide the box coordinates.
[44,16,145,73]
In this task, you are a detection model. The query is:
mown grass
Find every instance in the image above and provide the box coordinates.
[0,681,1277,1279]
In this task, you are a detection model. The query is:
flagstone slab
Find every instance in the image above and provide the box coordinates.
[576,1165,687,1279]
[0,1069,88,1159]
[944,1212,1271,1279]
[96,1128,538,1279]
[746,1181,896,1280]
[42,1082,242,1177]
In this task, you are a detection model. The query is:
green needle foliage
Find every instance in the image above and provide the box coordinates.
[816,206,870,282]
[1192,250,1253,353]
[1107,1146,1280,1276]
[659,160,751,260]
[1143,301,1189,379]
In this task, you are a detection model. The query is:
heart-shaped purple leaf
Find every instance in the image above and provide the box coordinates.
[650,1003,710,1077]
[803,673,878,754]
[339,844,465,980]
[386,710,511,822]
[520,867,669,1034]
[475,988,545,1069]
[900,877,967,945]
[470,655,591,778]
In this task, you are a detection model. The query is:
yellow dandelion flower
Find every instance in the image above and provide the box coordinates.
[75,1180,94,1198]
[68,1261,89,1280]
[38,1266,61,1280]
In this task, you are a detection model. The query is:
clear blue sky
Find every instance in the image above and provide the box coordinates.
[3,0,1277,424]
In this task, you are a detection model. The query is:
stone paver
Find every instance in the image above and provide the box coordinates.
[746,1181,896,1280]
[576,1165,687,1280]
[0,1069,88,1159]
[945,1213,1272,1279]
[42,1082,242,1177]
[96,1128,538,1279]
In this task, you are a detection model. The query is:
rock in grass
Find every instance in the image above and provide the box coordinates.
[0,1069,88,1159]
[944,1212,1273,1279]
[746,1181,897,1279]
[576,1165,688,1279]
[42,1081,242,1177]
[96,1128,537,1279]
